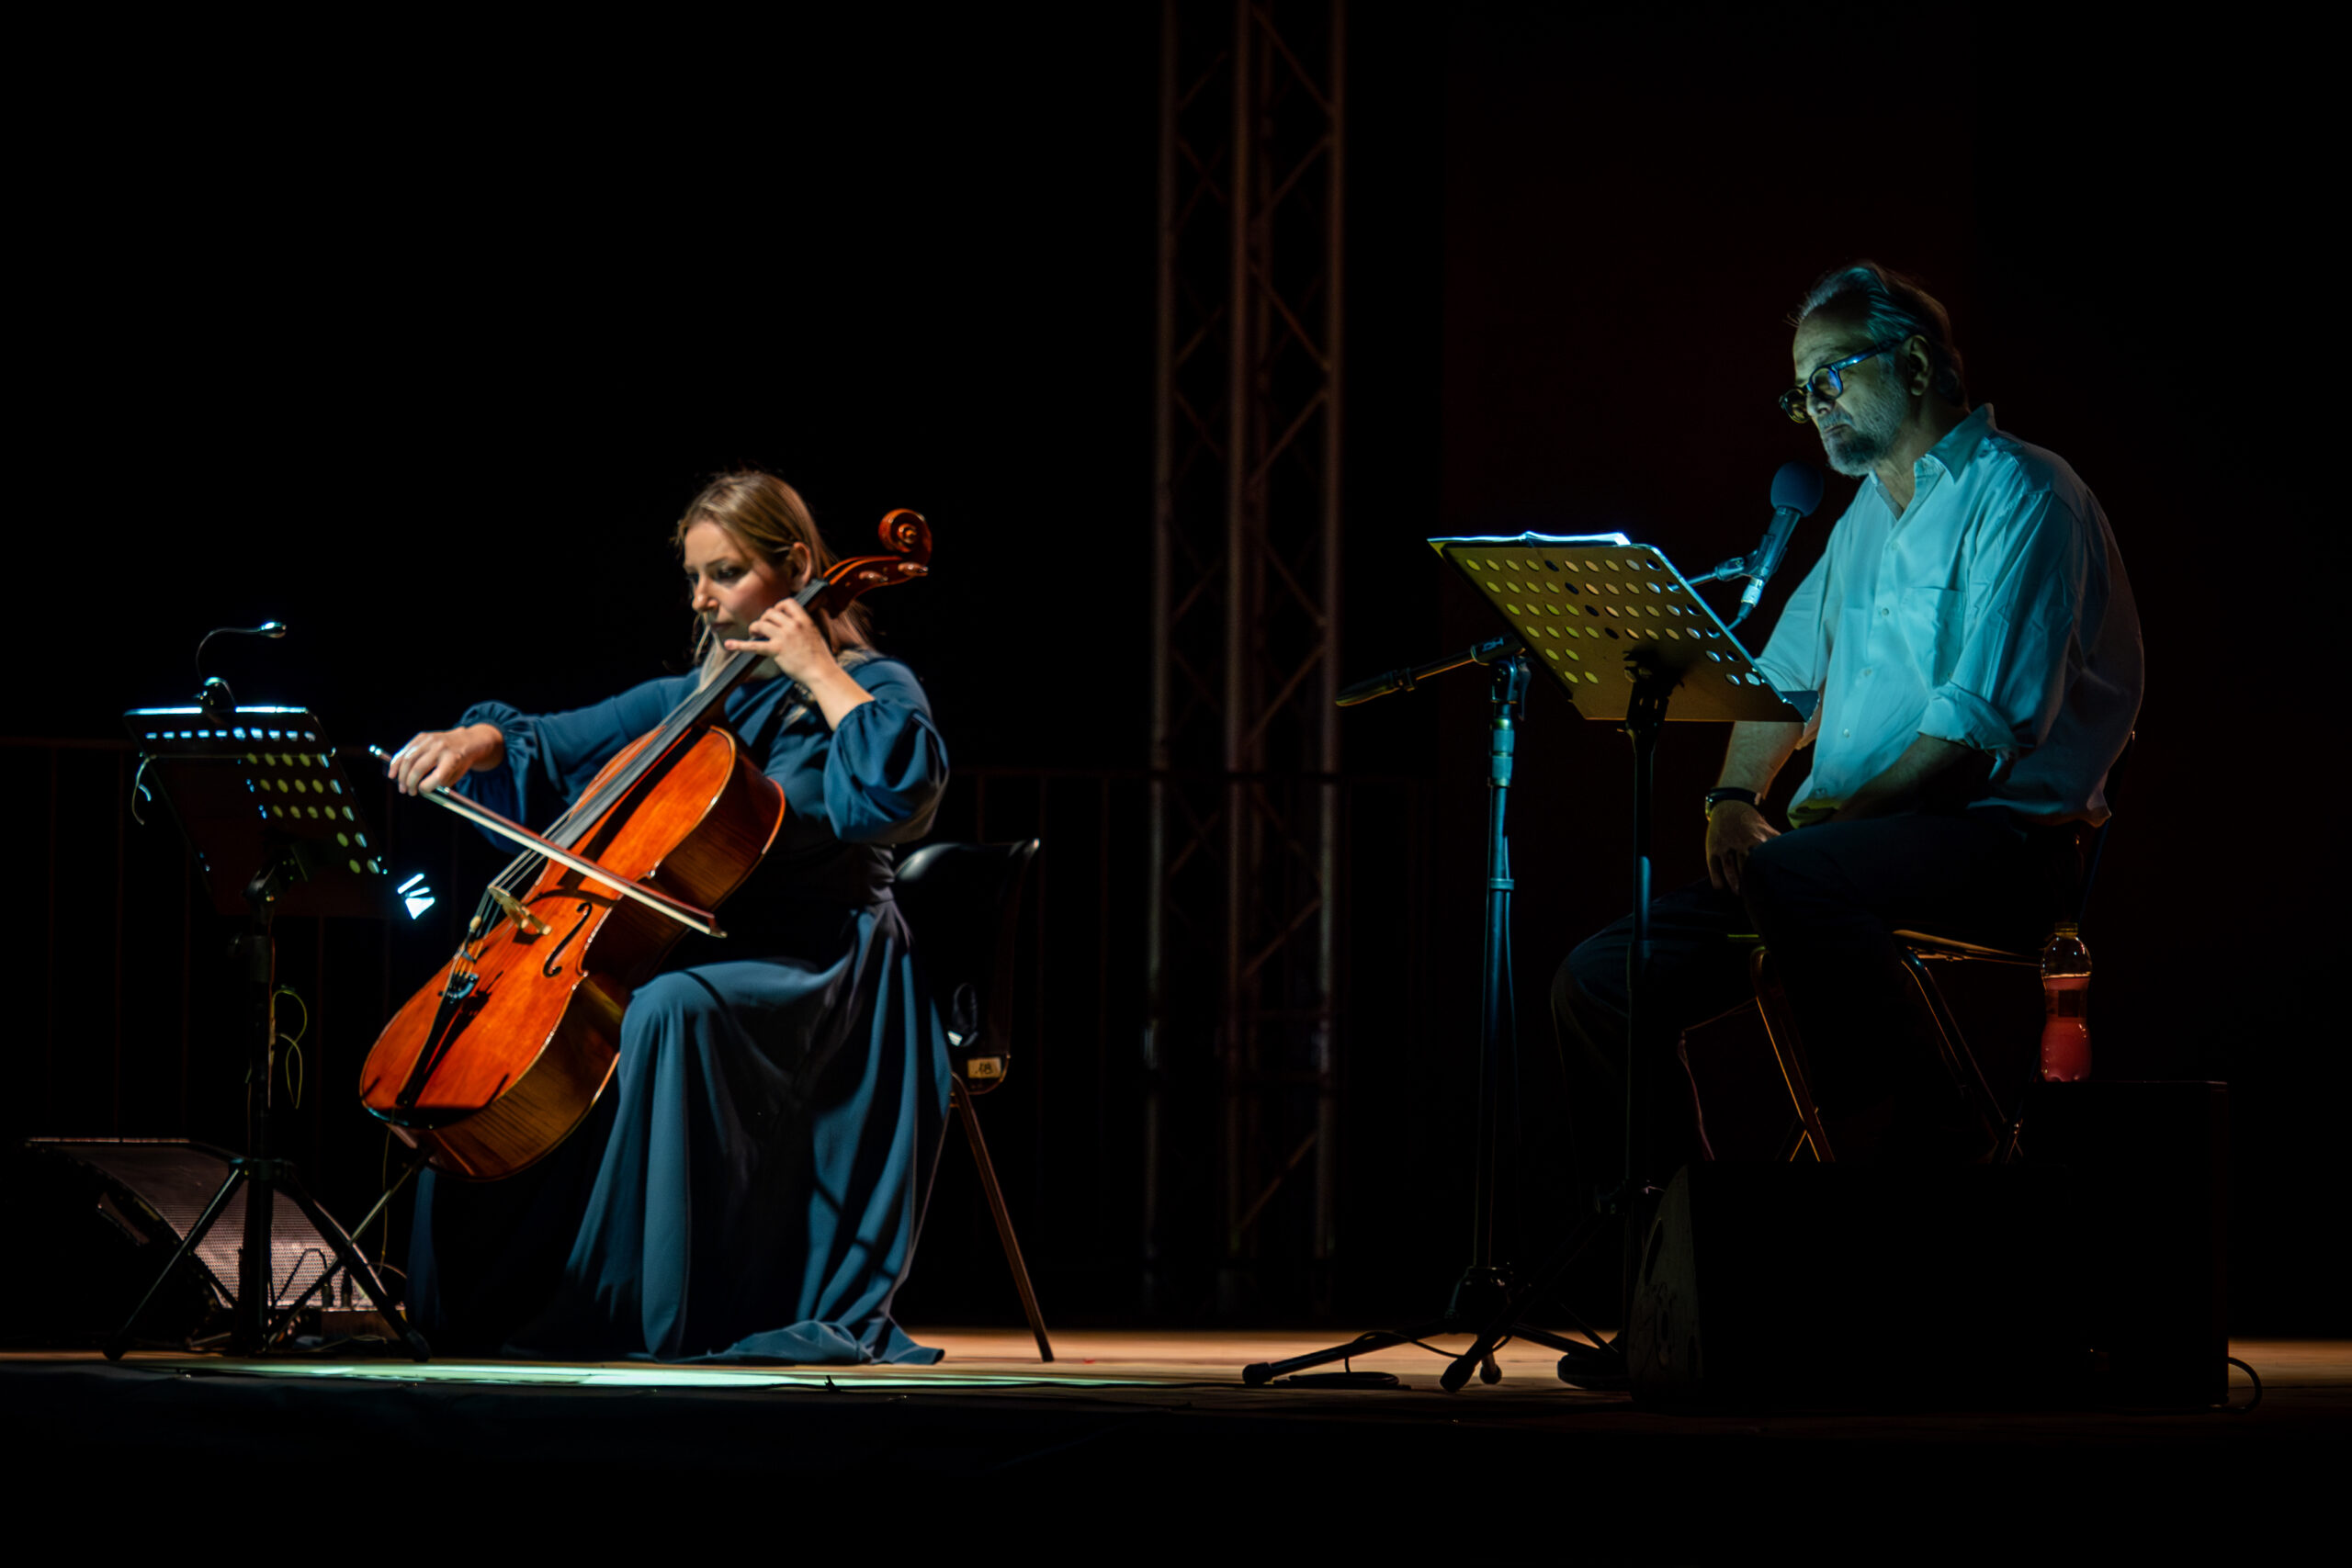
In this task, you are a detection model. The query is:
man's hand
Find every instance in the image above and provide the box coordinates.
[1705,800,1779,894]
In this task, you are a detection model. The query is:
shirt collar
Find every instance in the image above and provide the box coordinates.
[1860,403,1996,515]
[1915,402,1997,482]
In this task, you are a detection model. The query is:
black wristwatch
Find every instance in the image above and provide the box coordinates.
[1703,786,1758,818]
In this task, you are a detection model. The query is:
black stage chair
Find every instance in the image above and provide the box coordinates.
[894,839,1052,1360]
[1747,736,2133,1164]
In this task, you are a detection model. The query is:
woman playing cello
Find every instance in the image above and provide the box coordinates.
[383,471,952,1362]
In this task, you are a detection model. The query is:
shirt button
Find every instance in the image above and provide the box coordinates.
[1861,668,1872,677]
[1879,606,1891,616]
[1841,728,1851,738]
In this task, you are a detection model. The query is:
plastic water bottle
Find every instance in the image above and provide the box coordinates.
[2040,921,2092,1081]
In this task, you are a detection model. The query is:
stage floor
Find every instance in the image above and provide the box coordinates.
[9,1331,2342,1542]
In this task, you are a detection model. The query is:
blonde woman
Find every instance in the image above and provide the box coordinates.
[386,471,951,1363]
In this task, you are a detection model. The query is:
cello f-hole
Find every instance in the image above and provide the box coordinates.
[544,901,594,979]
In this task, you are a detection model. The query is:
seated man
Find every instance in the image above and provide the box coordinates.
[1555,261,2142,1179]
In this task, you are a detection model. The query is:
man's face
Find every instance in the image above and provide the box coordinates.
[1792,311,1910,479]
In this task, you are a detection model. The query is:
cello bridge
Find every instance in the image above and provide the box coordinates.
[489,886,551,938]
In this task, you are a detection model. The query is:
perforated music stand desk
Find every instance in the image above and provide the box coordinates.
[1429,533,1807,725]
[124,705,392,919]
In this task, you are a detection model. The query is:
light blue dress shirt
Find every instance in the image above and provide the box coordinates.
[1752,404,2142,826]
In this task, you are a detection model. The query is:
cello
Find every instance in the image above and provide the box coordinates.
[357,510,933,1179]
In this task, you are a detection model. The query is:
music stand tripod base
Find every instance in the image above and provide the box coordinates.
[1244,578,1600,1390]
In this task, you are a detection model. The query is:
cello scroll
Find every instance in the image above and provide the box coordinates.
[808,509,932,615]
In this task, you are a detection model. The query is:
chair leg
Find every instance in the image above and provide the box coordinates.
[1775,1114,1816,1163]
[1893,952,2026,1164]
[1749,947,1835,1163]
[949,1077,1053,1362]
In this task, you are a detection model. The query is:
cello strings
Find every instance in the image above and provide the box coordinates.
[451,571,828,958]
[412,545,919,1082]
[532,567,828,843]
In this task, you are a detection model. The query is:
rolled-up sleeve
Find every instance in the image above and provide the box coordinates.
[817,662,950,845]
[1919,491,2086,756]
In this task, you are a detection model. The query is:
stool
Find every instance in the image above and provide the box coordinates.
[1747,932,2036,1165]
[1739,734,2130,1164]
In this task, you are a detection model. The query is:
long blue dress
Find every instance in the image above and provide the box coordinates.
[404,652,953,1363]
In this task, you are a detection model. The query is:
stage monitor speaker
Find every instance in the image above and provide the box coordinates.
[6,1139,368,1348]
[2021,1080,2229,1406]
[1626,1162,2084,1410]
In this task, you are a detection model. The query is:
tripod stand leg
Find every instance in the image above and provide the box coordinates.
[1507,1323,1610,1356]
[1439,1213,1611,1392]
[105,1167,244,1361]
[1243,1323,1455,1387]
[276,1176,431,1361]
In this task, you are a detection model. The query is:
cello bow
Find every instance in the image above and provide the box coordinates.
[365,746,727,937]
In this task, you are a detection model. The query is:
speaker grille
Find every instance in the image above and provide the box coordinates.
[28,1140,347,1311]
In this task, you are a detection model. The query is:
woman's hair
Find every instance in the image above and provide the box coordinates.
[673,470,874,685]
[1795,261,1970,408]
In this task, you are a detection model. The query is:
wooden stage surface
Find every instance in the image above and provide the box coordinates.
[7,1330,2342,1543]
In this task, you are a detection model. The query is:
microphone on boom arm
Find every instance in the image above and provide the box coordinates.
[1728,462,1826,629]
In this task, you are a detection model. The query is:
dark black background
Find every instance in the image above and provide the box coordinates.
[12,7,2337,1331]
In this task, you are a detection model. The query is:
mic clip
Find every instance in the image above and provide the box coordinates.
[1689,551,1754,586]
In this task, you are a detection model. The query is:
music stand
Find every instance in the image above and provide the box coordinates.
[1241,534,1801,1391]
[104,705,428,1359]
[1434,534,1803,1386]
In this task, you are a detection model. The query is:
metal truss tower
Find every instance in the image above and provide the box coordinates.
[1148,0,1345,1312]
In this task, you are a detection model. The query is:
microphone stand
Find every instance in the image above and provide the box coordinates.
[1335,631,1523,707]
[1242,632,1603,1389]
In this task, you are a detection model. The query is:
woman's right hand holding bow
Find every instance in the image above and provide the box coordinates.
[387,724,506,795]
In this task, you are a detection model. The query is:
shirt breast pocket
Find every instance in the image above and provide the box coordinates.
[1898,584,1963,682]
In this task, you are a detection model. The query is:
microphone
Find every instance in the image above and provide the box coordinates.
[1732,462,1825,626]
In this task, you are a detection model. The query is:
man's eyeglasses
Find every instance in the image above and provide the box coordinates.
[1778,338,1908,425]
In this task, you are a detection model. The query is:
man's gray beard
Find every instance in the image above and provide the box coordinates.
[1819,400,1904,478]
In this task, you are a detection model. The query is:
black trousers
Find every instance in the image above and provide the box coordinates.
[1552,807,2079,1178]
